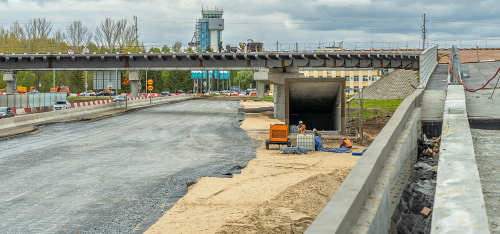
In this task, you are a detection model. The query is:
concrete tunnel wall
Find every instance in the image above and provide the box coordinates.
[285,78,345,134]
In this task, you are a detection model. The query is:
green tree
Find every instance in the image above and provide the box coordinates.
[0,72,4,89]
[161,44,170,52]
[173,40,182,52]
[16,71,36,89]
[164,71,191,92]
[148,47,160,53]
[205,45,212,52]
[233,71,254,90]
[70,70,84,93]
[184,47,193,52]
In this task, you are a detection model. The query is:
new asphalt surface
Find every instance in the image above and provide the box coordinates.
[0,99,257,233]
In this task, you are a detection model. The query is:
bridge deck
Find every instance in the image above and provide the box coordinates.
[464,61,500,233]
[421,64,448,122]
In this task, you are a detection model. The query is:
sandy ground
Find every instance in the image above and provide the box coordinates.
[145,100,364,234]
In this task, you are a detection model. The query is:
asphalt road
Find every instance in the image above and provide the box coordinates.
[0,99,256,233]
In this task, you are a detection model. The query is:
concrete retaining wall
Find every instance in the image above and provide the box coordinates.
[305,89,424,234]
[0,95,194,133]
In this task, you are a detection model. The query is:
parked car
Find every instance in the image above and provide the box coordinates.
[0,107,15,118]
[52,100,72,111]
[113,95,127,102]
[79,91,95,96]
[160,91,170,97]
[96,91,110,96]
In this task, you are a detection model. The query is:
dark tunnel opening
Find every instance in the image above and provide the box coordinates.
[286,80,344,132]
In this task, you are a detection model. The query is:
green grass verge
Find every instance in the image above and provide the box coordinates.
[241,95,274,101]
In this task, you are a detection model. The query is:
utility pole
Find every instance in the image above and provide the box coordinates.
[422,14,427,50]
[52,41,55,96]
[133,15,138,53]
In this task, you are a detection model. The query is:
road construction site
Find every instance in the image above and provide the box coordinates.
[0,97,371,233]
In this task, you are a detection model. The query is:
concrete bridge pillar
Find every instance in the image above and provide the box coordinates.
[254,67,303,119]
[2,70,17,94]
[129,70,140,98]
[257,81,265,99]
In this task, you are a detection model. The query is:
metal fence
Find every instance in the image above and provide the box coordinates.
[418,45,438,88]
[451,45,461,83]
[0,93,67,109]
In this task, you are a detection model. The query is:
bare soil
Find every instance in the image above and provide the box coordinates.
[145,100,369,234]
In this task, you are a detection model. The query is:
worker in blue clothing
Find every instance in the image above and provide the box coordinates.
[218,40,223,53]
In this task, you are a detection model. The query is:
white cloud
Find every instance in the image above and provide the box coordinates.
[0,0,499,50]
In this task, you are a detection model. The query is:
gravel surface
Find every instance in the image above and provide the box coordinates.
[0,99,258,233]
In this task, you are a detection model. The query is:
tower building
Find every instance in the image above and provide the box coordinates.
[197,7,224,52]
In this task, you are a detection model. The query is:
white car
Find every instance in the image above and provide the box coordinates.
[79,91,95,96]
[52,100,72,111]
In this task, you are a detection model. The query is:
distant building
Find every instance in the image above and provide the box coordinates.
[299,69,382,96]
[189,7,224,52]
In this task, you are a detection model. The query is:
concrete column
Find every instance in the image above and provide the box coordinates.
[3,70,16,94]
[274,84,285,119]
[257,81,265,99]
[129,70,140,98]
[254,67,303,120]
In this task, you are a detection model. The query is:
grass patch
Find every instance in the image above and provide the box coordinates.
[347,99,403,119]
[241,95,274,101]
[348,99,403,109]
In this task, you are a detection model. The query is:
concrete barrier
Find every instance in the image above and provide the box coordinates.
[306,89,424,234]
[431,85,489,233]
[0,95,194,133]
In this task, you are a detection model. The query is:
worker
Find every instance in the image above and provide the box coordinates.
[313,128,321,137]
[218,40,223,53]
[298,121,306,133]
[340,137,353,148]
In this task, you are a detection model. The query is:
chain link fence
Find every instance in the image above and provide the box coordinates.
[0,93,67,109]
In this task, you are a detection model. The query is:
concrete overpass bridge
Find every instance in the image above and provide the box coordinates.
[0,48,437,124]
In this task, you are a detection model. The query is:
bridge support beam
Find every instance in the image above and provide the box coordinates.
[257,81,265,99]
[129,70,140,98]
[254,67,303,119]
[2,70,17,94]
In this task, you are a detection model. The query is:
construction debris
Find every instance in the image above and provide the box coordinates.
[391,134,440,234]
[420,207,432,217]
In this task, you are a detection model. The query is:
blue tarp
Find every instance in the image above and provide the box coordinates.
[315,136,352,153]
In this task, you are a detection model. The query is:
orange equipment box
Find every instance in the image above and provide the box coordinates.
[269,124,288,142]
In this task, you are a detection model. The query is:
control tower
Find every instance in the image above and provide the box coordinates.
[198,7,224,52]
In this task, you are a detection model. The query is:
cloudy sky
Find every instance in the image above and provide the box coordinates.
[1,0,499,51]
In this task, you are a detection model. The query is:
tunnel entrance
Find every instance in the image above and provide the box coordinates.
[285,78,345,133]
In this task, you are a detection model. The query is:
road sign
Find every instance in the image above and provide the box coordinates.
[67,48,75,56]
[147,85,154,91]
[122,77,130,85]
[107,82,113,89]
[203,81,207,87]
[250,83,253,88]
[194,83,198,87]
[147,79,153,85]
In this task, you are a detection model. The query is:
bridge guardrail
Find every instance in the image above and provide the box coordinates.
[306,89,424,234]
[418,45,438,88]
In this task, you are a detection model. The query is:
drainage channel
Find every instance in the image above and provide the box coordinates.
[391,134,440,233]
